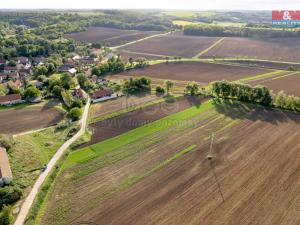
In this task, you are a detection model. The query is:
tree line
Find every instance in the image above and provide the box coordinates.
[184,24,300,38]
[211,80,300,113]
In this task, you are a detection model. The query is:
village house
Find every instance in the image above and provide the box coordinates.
[75,88,85,99]
[16,56,29,65]
[0,147,13,186]
[4,66,18,74]
[0,59,7,65]
[0,74,7,83]
[0,94,23,106]
[7,72,20,81]
[91,88,117,103]
[32,56,45,66]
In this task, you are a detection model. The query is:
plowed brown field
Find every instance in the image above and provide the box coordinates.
[115,61,269,84]
[120,32,221,58]
[73,106,300,225]
[202,37,300,63]
[86,96,204,146]
[65,27,161,46]
[0,106,64,134]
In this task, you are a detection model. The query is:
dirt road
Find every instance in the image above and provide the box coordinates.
[14,97,91,225]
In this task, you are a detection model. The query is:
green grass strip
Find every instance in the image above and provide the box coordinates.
[65,100,214,168]
[271,71,300,80]
[238,70,285,83]
[193,37,226,58]
[105,144,197,197]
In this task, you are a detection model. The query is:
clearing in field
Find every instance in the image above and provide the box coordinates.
[40,100,300,225]
[65,27,162,46]
[0,106,65,134]
[119,32,221,58]
[202,37,300,63]
[115,61,271,84]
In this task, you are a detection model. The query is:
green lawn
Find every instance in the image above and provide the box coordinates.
[65,100,214,167]
[8,125,77,194]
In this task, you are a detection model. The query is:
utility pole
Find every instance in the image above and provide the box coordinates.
[207,133,214,160]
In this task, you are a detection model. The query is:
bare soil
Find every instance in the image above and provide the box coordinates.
[0,106,64,134]
[90,94,162,119]
[115,61,269,84]
[203,37,300,63]
[65,27,161,46]
[86,96,204,146]
[73,105,300,225]
[120,32,221,58]
[253,73,300,96]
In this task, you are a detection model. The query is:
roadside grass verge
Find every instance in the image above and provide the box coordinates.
[65,100,214,168]
[24,151,69,225]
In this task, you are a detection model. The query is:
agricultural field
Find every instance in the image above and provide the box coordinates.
[65,27,162,46]
[90,94,162,120]
[115,61,271,84]
[0,106,65,134]
[117,50,165,61]
[38,99,300,225]
[252,73,300,96]
[202,37,300,63]
[86,96,204,146]
[119,32,221,58]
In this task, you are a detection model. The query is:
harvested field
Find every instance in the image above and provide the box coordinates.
[90,94,162,119]
[120,32,221,58]
[87,96,204,146]
[0,106,64,134]
[117,50,164,62]
[65,27,161,46]
[216,59,300,70]
[253,73,300,96]
[202,37,300,63]
[41,101,300,225]
[115,61,270,84]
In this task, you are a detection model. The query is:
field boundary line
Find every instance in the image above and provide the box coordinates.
[193,37,226,58]
[271,71,300,80]
[119,49,172,58]
[111,31,172,49]
[238,70,287,83]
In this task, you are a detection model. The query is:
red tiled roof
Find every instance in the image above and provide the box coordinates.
[92,89,113,99]
[0,94,22,103]
[4,66,17,71]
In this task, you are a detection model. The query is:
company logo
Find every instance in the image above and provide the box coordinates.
[272,10,300,27]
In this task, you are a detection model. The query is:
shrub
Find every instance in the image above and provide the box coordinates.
[0,134,13,151]
[155,86,165,94]
[0,205,12,225]
[68,107,82,121]
[56,120,70,130]
[0,186,22,209]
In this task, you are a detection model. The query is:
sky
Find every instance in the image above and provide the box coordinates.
[1,0,300,10]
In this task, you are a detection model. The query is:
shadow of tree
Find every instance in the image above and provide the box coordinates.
[212,98,300,125]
